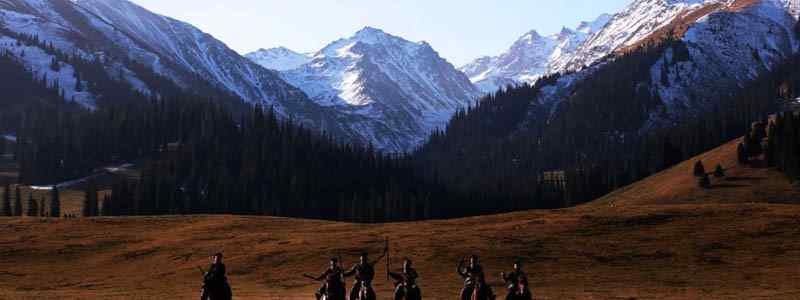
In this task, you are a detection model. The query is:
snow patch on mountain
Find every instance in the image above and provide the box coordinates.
[647,0,798,125]
[0,35,94,107]
[460,14,611,94]
[558,0,723,72]
[281,27,481,152]
[245,47,311,71]
[529,0,799,136]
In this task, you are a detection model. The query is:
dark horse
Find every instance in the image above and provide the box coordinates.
[466,281,495,300]
[355,280,376,300]
[200,253,232,300]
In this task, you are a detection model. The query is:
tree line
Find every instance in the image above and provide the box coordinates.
[5,32,800,221]
[0,184,61,218]
[766,111,800,180]
[414,37,796,213]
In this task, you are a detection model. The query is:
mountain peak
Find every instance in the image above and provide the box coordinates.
[354,26,389,39]
[557,27,576,39]
[356,26,384,33]
[576,13,612,34]
[245,47,311,71]
[521,30,542,41]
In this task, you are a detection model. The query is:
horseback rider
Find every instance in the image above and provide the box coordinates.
[307,257,346,300]
[457,255,494,300]
[388,258,420,300]
[200,252,232,300]
[344,251,385,300]
[501,261,529,300]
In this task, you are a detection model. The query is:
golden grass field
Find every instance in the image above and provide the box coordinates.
[0,138,799,299]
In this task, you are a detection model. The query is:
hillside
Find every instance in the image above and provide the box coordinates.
[1,138,799,299]
[589,138,800,208]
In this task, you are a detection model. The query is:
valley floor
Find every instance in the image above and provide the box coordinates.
[0,139,798,299]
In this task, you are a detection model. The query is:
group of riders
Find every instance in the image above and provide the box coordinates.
[200,252,532,300]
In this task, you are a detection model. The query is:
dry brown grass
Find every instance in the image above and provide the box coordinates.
[0,138,799,299]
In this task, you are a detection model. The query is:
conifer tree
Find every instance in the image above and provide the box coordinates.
[74,72,83,92]
[1,184,10,216]
[26,193,37,217]
[49,57,60,72]
[693,161,706,177]
[83,179,98,217]
[713,165,726,178]
[698,174,711,189]
[12,186,22,216]
[101,194,111,216]
[38,197,46,217]
[737,143,748,165]
[50,187,60,218]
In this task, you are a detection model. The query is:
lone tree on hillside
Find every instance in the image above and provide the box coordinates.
[713,165,726,178]
[50,187,60,218]
[694,161,707,177]
[12,186,22,216]
[698,174,712,189]
[26,193,37,217]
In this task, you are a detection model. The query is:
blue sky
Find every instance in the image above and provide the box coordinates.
[130,0,631,66]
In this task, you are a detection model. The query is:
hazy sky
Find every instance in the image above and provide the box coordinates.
[130,0,631,66]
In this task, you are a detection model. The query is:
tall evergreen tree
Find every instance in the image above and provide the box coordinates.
[82,179,98,217]
[38,196,46,217]
[698,174,711,189]
[1,184,10,216]
[26,193,37,217]
[737,143,748,165]
[50,187,60,218]
[100,194,111,216]
[694,161,707,177]
[12,186,22,216]
[713,165,726,178]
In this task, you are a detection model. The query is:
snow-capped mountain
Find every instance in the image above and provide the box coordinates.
[556,0,800,72]
[246,47,311,71]
[276,27,481,152]
[0,0,478,152]
[533,0,799,129]
[0,0,328,118]
[460,14,611,93]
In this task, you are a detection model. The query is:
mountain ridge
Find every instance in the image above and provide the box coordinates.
[270,26,481,152]
[460,14,611,93]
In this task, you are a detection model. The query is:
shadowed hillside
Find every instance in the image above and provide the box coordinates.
[0,137,799,299]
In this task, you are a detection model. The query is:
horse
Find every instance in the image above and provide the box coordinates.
[395,283,422,300]
[200,282,232,300]
[462,281,494,300]
[355,281,376,300]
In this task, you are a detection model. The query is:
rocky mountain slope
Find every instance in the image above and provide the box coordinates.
[0,0,320,112]
[0,0,478,152]
[464,0,800,96]
[273,27,481,152]
[460,14,611,93]
[245,46,311,71]
[545,0,799,128]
